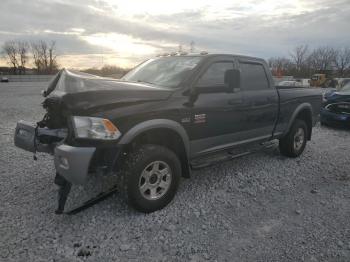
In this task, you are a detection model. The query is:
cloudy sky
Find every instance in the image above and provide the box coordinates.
[0,0,349,69]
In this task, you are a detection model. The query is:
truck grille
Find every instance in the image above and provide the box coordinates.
[42,97,67,128]
[326,102,350,114]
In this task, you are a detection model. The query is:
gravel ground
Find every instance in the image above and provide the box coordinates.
[0,82,349,262]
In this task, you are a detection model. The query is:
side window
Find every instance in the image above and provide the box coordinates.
[240,62,269,90]
[197,62,234,87]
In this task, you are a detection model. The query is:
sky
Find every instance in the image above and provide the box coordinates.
[0,0,349,69]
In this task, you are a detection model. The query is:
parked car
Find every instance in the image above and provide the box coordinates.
[278,80,303,87]
[1,77,9,82]
[14,54,322,214]
[337,78,350,90]
[321,82,350,126]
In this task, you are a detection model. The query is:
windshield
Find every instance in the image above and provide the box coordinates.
[122,56,203,88]
[339,82,350,92]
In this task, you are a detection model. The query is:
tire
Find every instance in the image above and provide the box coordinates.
[279,119,308,157]
[119,144,181,213]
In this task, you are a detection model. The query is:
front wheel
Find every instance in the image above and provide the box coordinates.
[120,144,181,213]
[279,119,308,157]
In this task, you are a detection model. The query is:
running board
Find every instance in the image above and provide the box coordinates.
[190,140,277,169]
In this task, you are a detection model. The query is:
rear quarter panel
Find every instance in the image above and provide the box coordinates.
[274,87,322,136]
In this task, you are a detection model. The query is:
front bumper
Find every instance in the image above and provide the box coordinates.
[320,108,350,126]
[54,145,95,184]
[14,121,96,185]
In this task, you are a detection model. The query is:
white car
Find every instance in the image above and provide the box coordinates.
[278,80,302,87]
[1,77,9,82]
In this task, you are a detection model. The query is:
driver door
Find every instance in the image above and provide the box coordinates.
[189,58,246,156]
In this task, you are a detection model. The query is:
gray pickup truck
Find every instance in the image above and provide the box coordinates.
[14,53,322,213]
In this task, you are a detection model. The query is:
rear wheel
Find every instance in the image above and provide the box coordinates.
[279,119,308,157]
[119,144,181,213]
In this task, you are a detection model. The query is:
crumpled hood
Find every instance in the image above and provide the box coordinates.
[45,69,173,113]
[325,90,350,104]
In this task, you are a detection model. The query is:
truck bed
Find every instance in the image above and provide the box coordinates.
[274,86,322,137]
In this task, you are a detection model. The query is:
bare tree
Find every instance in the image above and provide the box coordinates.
[268,45,350,78]
[48,41,58,74]
[31,40,59,74]
[308,46,337,72]
[40,40,49,72]
[17,41,29,74]
[334,47,350,77]
[268,57,293,76]
[190,41,195,53]
[289,45,309,72]
[2,41,19,74]
[31,42,43,73]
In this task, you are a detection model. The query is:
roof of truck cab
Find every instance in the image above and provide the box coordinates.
[158,53,266,62]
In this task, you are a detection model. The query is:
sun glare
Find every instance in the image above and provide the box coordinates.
[81,33,160,56]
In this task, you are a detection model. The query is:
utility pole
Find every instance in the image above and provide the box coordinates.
[99,45,104,68]
[190,41,195,53]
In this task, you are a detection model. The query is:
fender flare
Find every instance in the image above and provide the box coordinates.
[118,119,190,157]
[283,103,313,137]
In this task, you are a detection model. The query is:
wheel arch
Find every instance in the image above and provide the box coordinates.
[118,119,191,178]
[284,103,313,140]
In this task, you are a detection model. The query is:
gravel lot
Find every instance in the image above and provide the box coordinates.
[0,82,349,262]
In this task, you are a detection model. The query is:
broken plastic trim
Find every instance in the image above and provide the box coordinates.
[14,120,67,155]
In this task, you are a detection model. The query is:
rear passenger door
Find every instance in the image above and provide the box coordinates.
[239,60,279,141]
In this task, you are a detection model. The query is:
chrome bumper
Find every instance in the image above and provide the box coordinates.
[54,145,95,185]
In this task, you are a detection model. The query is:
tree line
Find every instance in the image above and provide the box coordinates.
[82,65,130,78]
[1,40,59,74]
[269,45,350,78]
[2,40,350,78]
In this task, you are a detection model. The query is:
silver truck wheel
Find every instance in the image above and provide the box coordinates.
[279,119,308,158]
[120,144,181,213]
[293,127,305,152]
[139,161,172,200]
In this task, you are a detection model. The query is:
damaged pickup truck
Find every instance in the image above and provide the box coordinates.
[14,54,322,214]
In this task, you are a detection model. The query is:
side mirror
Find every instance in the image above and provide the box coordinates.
[41,90,47,97]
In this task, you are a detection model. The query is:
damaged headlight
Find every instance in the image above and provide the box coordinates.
[72,116,121,140]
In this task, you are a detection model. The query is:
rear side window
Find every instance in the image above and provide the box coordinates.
[197,62,234,87]
[240,62,269,90]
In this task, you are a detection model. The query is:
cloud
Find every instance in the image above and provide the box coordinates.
[0,0,349,68]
